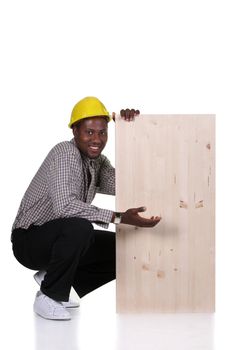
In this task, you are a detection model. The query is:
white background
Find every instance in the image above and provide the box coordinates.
[0,1,232,349]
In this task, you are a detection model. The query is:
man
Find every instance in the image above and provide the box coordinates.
[11,96,161,320]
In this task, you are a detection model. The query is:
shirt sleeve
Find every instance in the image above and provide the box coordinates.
[47,152,114,227]
[97,156,115,195]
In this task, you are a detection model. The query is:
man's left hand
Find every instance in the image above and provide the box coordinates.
[112,109,140,122]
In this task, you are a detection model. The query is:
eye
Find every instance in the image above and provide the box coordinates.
[86,130,93,135]
[100,130,107,136]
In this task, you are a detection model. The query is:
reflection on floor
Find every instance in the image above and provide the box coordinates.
[2,265,220,350]
[21,279,216,350]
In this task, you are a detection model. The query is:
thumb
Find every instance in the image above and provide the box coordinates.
[137,206,147,213]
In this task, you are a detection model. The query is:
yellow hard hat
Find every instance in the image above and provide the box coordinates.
[68,96,111,128]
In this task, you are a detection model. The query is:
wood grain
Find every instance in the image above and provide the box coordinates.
[116,115,215,313]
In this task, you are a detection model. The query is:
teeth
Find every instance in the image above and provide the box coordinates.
[90,146,99,150]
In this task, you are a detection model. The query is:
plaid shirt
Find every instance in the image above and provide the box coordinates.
[12,139,115,231]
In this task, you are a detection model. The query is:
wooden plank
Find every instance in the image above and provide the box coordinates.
[115,115,215,313]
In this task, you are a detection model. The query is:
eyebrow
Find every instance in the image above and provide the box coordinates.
[86,128,108,131]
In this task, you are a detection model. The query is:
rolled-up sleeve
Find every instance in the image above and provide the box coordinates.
[47,153,113,227]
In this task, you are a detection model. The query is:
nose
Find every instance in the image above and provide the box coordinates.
[91,133,102,145]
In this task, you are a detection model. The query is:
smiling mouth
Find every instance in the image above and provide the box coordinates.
[89,146,101,152]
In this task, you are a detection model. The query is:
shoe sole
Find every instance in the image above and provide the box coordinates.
[63,304,79,308]
[34,311,71,321]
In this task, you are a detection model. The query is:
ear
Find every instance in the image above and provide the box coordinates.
[72,125,77,137]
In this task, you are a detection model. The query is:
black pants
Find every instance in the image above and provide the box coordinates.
[11,217,116,301]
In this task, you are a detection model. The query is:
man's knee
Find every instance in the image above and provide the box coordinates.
[61,217,94,243]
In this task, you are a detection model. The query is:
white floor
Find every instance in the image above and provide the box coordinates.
[2,248,232,350]
[2,214,232,350]
[3,280,214,350]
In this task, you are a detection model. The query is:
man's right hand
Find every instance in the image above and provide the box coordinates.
[121,207,161,228]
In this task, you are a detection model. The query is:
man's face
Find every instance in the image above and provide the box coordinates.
[73,116,108,159]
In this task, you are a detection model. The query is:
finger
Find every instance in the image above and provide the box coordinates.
[139,221,157,228]
[125,108,131,121]
[129,206,146,215]
[130,109,135,116]
[120,109,126,117]
[138,216,161,227]
[144,220,160,227]
[130,109,135,121]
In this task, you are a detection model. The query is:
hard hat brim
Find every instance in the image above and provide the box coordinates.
[68,114,112,128]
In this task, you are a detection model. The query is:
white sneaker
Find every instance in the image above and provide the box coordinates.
[34,271,80,308]
[33,291,71,320]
